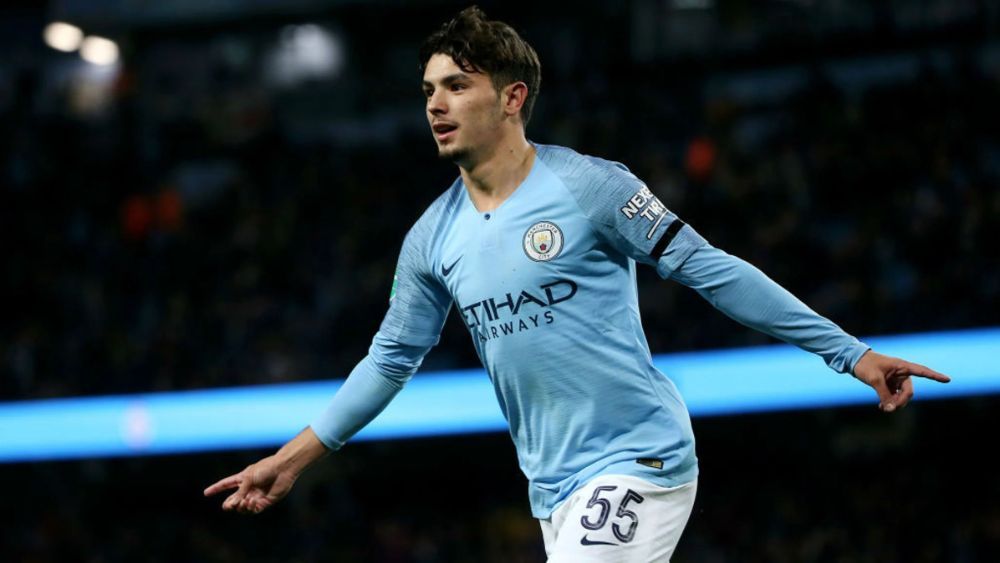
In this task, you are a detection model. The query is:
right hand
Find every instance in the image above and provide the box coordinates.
[204,455,297,514]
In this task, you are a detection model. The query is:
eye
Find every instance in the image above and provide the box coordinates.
[450,83,466,92]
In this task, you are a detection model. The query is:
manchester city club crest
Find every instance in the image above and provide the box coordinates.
[523,221,564,262]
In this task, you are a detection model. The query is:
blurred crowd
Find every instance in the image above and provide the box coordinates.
[3,30,997,400]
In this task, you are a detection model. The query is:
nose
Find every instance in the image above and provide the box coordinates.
[427,89,447,116]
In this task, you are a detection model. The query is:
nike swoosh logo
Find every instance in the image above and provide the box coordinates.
[441,256,461,277]
[580,535,618,546]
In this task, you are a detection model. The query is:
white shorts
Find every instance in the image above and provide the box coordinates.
[539,474,697,563]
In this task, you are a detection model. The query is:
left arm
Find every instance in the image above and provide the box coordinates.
[668,243,868,374]
[555,153,949,412]
[669,241,950,411]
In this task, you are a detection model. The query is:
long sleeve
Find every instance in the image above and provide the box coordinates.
[310,333,431,450]
[310,203,453,450]
[668,243,870,374]
[549,148,869,375]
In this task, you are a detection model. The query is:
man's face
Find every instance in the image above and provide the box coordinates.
[422,53,504,164]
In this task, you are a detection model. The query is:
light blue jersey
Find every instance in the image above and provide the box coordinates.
[312,143,869,518]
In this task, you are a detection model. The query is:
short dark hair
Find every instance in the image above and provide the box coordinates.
[419,6,542,127]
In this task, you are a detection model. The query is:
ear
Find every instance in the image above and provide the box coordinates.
[501,81,528,120]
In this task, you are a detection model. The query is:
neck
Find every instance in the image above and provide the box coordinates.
[459,135,535,212]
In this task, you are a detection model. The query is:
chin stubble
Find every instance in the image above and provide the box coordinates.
[438,145,470,164]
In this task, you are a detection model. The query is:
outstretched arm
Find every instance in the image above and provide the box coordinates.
[202,337,432,513]
[204,213,453,513]
[669,242,950,410]
[203,336,435,513]
[553,157,951,411]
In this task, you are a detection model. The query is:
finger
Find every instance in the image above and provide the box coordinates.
[232,466,254,494]
[902,361,951,383]
[225,467,255,509]
[868,375,896,412]
[888,376,915,410]
[204,473,242,497]
[223,491,243,511]
[886,368,909,393]
[885,365,913,408]
[240,493,262,514]
[249,494,268,514]
[244,491,262,513]
[233,486,251,512]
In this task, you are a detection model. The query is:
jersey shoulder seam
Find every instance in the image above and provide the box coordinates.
[537,144,634,231]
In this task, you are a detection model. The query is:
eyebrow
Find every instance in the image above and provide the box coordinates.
[422,73,472,90]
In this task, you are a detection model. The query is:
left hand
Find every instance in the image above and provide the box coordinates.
[852,349,951,412]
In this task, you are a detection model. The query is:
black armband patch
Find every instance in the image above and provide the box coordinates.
[649,219,686,259]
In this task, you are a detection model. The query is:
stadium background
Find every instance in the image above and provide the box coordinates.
[2,0,999,561]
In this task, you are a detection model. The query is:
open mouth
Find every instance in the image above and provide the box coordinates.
[432,122,458,141]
